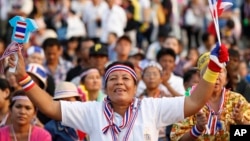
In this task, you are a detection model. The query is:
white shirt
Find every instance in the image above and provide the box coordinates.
[61,97,184,140]
[100,5,127,43]
[137,73,186,97]
[83,1,108,38]
[146,41,161,61]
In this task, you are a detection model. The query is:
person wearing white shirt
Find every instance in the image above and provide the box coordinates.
[7,42,228,140]
[100,0,127,43]
[83,0,108,39]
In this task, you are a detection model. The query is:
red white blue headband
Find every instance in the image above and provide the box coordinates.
[104,65,137,83]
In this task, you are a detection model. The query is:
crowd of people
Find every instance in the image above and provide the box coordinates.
[0,0,250,141]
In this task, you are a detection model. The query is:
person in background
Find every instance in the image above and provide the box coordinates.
[183,68,200,91]
[100,0,127,43]
[26,46,55,97]
[107,32,118,61]
[170,52,250,141]
[88,43,109,77]
[66,37,94,82]
[112,35,133,62]
[238,60,250,83]
[163,36,186,77]
[182,48,200,74]
[156,48,185,97]
[138,61,170,141]
[45,81,87,141]
[77,67,106,102]
[62,36,80,66]
[226,48,250,102]
[42,38,73,85]
[0,90,52,141]
[198,32,216,55]
[0,78,11,127]
[26,63,50,126]
[128,47,146,82]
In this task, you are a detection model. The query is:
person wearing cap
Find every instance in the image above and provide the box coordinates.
[77,67,106,102]
[26,63,54,126]
[44,81,87,141]
[88,43,109,77]
[8,41,229,140]
[170,51,250,141]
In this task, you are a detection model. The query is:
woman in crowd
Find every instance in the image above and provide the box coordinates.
[0,90,51,141]
[77,67,105,102]
[0,78,11,127]
[139,61,170,98]
[138,61,170,141]
[7,43,228,140]
[45,81,87,141]
[171,52,250,141]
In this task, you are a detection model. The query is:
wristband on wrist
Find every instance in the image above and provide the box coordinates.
[203,68,219,83]
[190,125,203,138]
[18,75,35,91]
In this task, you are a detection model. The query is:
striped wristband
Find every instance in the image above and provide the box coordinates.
[190,125,203,138]
[18,75,35,91]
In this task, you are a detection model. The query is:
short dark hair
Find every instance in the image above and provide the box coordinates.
[228,48,240,59]
[156,48,176,61]
[183,68,198,84]
[116,35,132,44]
[0,78,11,100]
[104,61,137,87]
[42,38,61,50]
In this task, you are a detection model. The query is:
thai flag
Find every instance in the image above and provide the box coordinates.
[15,21,26,39]
[209,0,233,17]
[208,0,233,45]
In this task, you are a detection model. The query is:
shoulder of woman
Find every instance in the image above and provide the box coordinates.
[31,126,52,140]
[0,125,10,132]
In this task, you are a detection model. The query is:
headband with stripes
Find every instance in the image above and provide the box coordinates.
[104,65,137,83]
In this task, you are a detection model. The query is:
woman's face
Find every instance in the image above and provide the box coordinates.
[105,70,137,105]
[84,71,102,91]
[142,67,162,89]
[11,99,36,126]
[214,68,227,93]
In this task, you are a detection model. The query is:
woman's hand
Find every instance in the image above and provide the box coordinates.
[233,100,244,124]
[8,48,27,81]
[195,111,207,131]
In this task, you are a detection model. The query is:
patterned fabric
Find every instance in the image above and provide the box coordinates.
[44,58,73,85]
[170,90,250,141]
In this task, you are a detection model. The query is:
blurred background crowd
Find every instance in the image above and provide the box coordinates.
[0,0,250,141]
